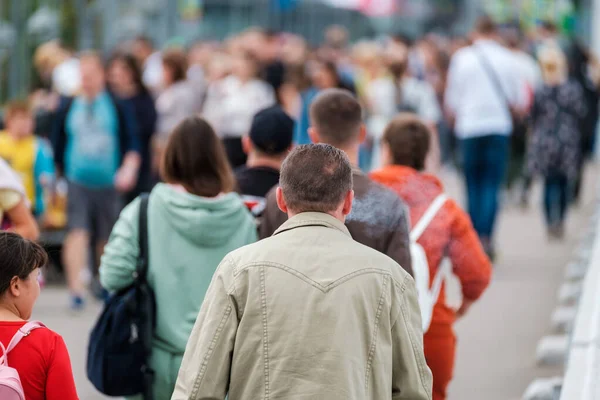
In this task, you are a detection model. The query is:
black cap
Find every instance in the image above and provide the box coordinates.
[249,106,294,155]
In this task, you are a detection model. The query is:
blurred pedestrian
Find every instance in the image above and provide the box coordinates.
[445,17,526,258]
[371,114,492,400]
[53,52,140,310]
[132,36,163,94]
[388,50,442,172]
[173,144,432,400]
[353,42,397,171]
[253,29,287,99]
[108,53,158,201]
[0,101,55,218]
[0,232,78,400]
[100,117,257,399]
[260,89,413,275]
[527,45,587,239]
[33,41,81,98]
[236,106,294,215]
[0,159,39,240]
[280,65,317,145]
[311,58,355,94]
[219,52,276,168]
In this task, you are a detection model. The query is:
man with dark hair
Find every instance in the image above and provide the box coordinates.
[445,16,526,257]
[173,143,432,400]
[236,106,294,215]
[261,89,413,275]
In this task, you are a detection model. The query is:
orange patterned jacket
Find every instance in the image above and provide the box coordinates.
[371,165,492,326]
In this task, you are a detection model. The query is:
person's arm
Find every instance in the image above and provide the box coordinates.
[2,192,39,240]
[50,97,72,176]
[391,274,433,400]
[99,198,140,292]
[172,256,239,400]
[45,334,79,400]
[385,198,413,276]
[115,100,141,193]
[447,201,492,318]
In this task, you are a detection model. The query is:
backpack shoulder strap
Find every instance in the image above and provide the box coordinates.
[137,193,150,281]
[6,321,46,354]
[411,194,448,243]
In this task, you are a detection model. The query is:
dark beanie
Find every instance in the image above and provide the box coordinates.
[249,106,294,155]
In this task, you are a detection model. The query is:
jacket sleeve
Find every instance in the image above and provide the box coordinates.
[172,256,239,400]
[391,274,433,400]
[99,198,141,292]
[385,198,413,276]
[447,201,492,301]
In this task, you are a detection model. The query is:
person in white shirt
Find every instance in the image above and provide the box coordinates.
[218,52,276,168]
[444,16,526,258]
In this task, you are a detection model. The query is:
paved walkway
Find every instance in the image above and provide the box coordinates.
[32,167,598,400]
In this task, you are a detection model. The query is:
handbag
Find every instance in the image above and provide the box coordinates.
[474,46,528,155]
[87,194,156,399]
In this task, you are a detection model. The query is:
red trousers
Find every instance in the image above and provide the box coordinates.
[424,322,456,400]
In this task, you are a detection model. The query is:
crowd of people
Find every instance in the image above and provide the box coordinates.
[0,13,597,400]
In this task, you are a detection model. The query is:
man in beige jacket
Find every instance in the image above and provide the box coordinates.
[172,144,432,400]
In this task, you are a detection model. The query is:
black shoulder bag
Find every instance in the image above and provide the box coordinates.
[474,47,528,155]
[87,194,156,399]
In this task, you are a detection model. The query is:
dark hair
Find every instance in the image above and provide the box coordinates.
[475,16,497,36]
[309,88,363,148]
[161,117,235,197]
[108,52,150,95]
[280,144,353,213]
[162,49,188,83]
[0,232,47,295]
[383,114,431,171]
[540,21,558,33]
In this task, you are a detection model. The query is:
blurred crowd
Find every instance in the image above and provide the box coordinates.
[0,14,599,400]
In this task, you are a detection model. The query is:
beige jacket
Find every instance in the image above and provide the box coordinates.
[173,212,432,400]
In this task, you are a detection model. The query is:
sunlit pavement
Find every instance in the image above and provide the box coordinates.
[32,166,598,400]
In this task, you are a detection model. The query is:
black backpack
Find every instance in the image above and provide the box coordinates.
[87,194,156,399]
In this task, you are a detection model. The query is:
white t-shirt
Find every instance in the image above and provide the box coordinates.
[216,76,276,138]
[445,40,528,139]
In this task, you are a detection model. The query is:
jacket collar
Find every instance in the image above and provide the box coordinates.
[273,212,352,238]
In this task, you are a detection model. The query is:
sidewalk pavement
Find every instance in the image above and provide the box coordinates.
[31,167,598,400]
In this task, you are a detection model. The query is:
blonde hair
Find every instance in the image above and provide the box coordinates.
[538,45,568,85]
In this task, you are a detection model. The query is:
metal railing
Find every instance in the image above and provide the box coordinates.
[560,204,600,400]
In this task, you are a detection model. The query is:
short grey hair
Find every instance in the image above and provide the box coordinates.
[279,144,353,214]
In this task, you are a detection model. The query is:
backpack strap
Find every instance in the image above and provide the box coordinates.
[0,321,46,365]
[136,194,150,282]
[411,194,449,243]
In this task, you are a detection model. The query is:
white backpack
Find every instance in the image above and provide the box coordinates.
[0,321,45,400]
[410,194,452,333]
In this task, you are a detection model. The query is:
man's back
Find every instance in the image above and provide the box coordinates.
[174,212,431,400]
[445,40,525,138]
[260,171,413,275]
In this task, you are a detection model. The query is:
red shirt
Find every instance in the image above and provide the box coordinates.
[0,321,79,400]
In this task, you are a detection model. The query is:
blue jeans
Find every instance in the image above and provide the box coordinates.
[544,171,569,227]
[461,135,509,240]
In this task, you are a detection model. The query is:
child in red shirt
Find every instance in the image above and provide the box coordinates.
[0,232,78,400]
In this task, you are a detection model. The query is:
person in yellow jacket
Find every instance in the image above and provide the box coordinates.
[0,101,56,218]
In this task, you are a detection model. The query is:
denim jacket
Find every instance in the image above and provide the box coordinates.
[173,212,432,400]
